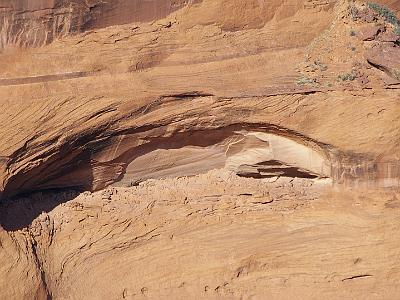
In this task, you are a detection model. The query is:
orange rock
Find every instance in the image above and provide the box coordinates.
[357,24,383,41]
[0,1,399,299]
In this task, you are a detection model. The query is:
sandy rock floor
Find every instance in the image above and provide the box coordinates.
[1,170,399,299]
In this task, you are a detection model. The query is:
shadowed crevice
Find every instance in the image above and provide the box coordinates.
[236,160,321,179]
[0,189,80,231]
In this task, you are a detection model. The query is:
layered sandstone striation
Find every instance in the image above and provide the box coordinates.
[0,0,399,299]
[0,0,399,198]
[0,0,195,49]
[2,173,400,299]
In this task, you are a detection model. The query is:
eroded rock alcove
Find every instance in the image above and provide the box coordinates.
[113,129,332,186]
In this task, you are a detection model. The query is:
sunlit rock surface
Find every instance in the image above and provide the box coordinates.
[0,0,399,299]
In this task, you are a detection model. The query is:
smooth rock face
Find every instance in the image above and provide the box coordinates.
[0,0,399,299]
[115,130,331,187]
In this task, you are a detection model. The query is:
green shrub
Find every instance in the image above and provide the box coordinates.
[314,60,328,71]
[395,26,400,36]
[338,73,356,81]
[350,6,359,21]
[393,69,400,80]
[297,76,316,85]
[367,2,399,26]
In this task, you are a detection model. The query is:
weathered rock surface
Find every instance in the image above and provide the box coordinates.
[1,173,400,299]
[0,0,399,198]
[367,44,400,81]
[0,0,195,49]
[0,0,399,299]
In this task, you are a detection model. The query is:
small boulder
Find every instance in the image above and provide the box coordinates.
[377,29,400,43]
[357,24,383,41]
[366,44,400,81]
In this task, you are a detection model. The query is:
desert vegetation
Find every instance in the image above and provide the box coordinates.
[367,2,400,34]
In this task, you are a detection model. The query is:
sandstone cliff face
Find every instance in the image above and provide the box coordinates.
[0,0,195,49]
[0,0,399,198]
[2,175,400,300]
[0,0,399,299]
[2,0,396,49]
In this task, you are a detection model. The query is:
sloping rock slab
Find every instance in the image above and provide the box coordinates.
[366,44,400,81]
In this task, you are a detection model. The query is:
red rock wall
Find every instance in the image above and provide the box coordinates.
[0,0,195,49]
